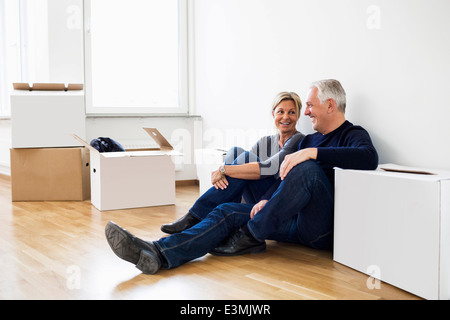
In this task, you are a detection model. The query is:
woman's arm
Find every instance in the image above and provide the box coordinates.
[221,162,261,180]
[211,163,260,190]
[212,132,305,189]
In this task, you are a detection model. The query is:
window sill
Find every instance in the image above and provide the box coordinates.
[85,113,201,119]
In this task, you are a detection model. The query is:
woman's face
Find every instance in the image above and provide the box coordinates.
[272,100,300,135]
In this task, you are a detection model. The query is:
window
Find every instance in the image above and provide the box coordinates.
[0,0,51,117]
[84,0,189,115]
[0,0,18,117]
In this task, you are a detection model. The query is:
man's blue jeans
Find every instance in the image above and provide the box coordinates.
[154,160,334,269]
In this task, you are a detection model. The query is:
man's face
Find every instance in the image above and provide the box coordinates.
[305,87,329,133]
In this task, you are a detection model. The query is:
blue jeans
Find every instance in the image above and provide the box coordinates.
[248,160,334,248]
[154,160,334,269]
[189,147,276,220]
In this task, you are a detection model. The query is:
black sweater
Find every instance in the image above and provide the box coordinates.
[261,120,379,200]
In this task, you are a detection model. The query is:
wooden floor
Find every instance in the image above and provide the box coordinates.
[0,175,421,300]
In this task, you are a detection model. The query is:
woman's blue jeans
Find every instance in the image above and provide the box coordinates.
[188,147,276,220]
[154,160,335,269]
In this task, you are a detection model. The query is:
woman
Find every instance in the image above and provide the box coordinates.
[160,92,305,234]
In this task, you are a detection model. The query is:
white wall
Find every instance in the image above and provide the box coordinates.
[193,0,450,171]
[2,0,450,177]
[47,0,84,83]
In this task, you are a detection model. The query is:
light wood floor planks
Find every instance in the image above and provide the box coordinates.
[0,174,421,300]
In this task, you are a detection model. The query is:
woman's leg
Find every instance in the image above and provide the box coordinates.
[162,147,270,235]
[189,147,261,220]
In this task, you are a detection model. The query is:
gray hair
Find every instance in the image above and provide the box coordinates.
[310,79,346,113]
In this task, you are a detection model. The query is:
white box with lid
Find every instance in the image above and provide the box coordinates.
[333,164,450,300]
[11,89,85,148]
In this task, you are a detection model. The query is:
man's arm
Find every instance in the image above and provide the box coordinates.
[279,148,318,180]
[280,127,378,180]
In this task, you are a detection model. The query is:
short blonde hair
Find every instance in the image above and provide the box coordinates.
[271,92,302,115]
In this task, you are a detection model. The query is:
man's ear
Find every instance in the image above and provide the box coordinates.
[327,99,337,113]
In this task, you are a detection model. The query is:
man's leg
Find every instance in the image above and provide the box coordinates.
[248,160,334,249]
[106,203,256,273]
[212,160,334,255]
[156,203,260,269]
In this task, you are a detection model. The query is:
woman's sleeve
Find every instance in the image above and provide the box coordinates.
[258,132,305,178]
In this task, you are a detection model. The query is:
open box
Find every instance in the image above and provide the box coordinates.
[73,128,182,211]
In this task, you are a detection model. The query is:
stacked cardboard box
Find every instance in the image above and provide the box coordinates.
[10,84,182,211]
[10,84,89,201]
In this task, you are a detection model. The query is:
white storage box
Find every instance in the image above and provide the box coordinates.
[73,128,181,211]
[11,90,85,148]
[333,164,450,300]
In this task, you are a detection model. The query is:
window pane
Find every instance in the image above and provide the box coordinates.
[0,0,20,116]
[89,0,180,109]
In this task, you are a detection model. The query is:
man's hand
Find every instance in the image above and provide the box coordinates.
[250,200,268,219]
[280,148,318,180]
[211,169,229,190]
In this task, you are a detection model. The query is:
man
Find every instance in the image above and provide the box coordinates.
[105,79,378,274]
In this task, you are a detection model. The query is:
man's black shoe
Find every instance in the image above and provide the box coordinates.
[209,228,266,256]
[105,221,162,274]
[161,213,200,234]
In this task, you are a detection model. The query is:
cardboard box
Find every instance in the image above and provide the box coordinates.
[333,164,450,300]
[10,147,90,201]
[11,89,85,148]
[73,128,182,211]
[13,83,83,91]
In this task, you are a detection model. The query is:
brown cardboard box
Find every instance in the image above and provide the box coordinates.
[10,147,90,201]
[13,83,83,91]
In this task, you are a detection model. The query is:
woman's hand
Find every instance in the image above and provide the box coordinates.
[250,200,268,219]
[211,169,229,190]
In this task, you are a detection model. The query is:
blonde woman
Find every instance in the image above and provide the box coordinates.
[161,92,305,234]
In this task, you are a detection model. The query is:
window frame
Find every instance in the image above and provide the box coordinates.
[83,0,189,116]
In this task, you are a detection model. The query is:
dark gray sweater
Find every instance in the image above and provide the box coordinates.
[250,131,305,179]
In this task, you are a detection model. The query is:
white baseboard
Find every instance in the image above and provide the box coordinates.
[0,163,10,176]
